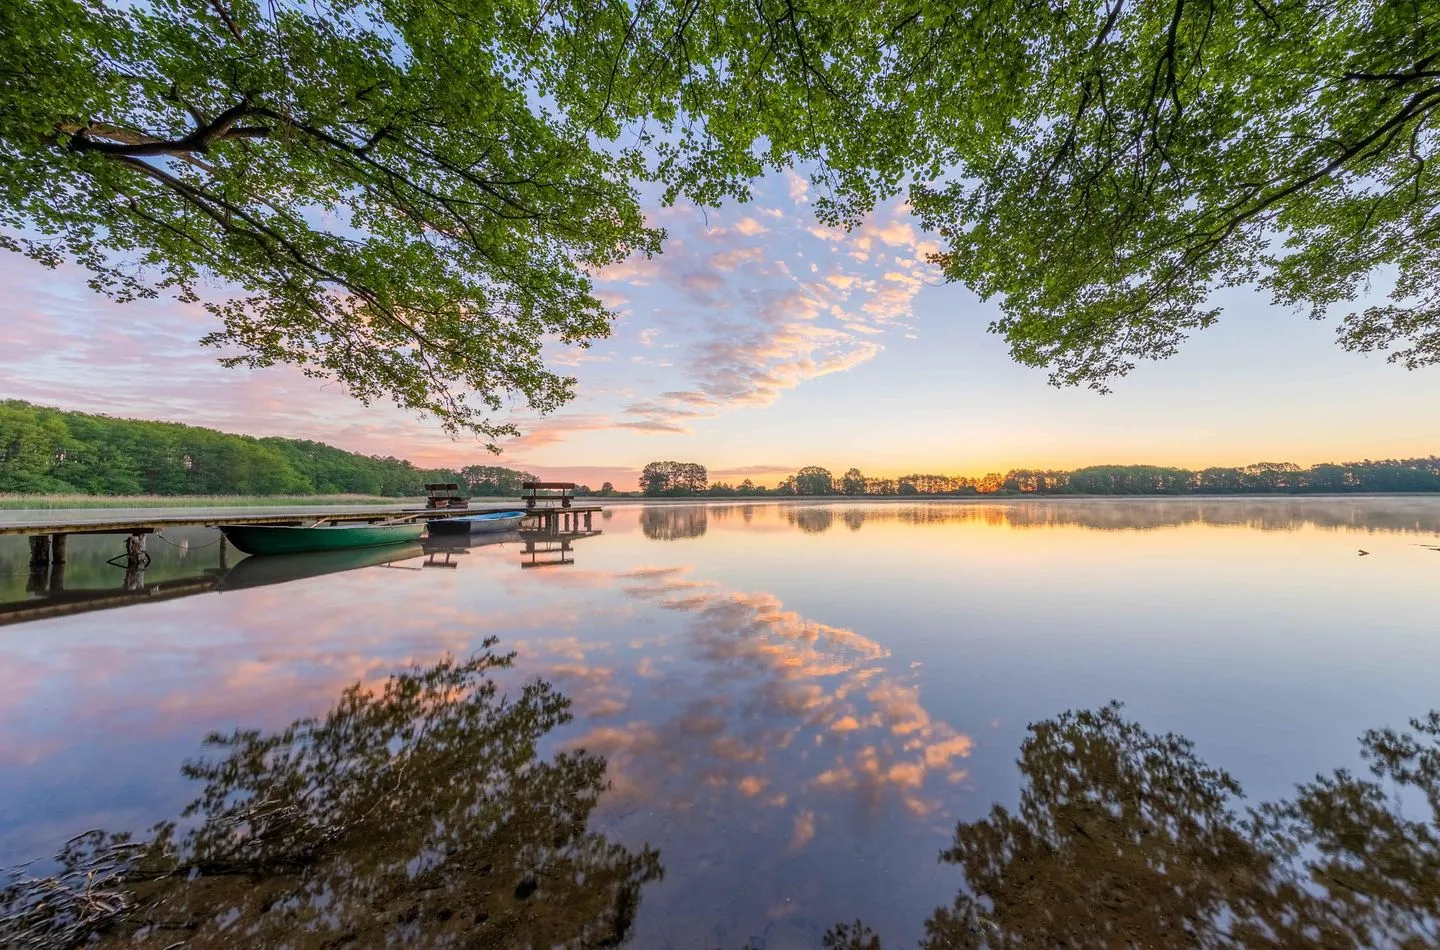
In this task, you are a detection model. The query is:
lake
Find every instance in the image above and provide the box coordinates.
[2,497,1439,947]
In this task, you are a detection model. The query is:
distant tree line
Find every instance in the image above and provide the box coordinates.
[637,459,1440,497]
[0,401,552,497]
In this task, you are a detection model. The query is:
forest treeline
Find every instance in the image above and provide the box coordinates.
[0,401,549,497]
[4,402,1436,498]
[636,459,1440,496]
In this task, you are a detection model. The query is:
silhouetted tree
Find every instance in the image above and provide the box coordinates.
[639,461,708,496]
[840,468,866,495]
[793,466,834,496]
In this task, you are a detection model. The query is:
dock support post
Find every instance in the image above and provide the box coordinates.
[124,532,150,570]
[218,535,229,571]
[48,557,66,593]
[50,533,67,563]
[585,512,592,530]
[29,535,51,567]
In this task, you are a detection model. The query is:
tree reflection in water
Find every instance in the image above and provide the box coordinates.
[825,702,1440,949]
[788,507,836,534]
[1,641,662,949]
[640,505,708,540]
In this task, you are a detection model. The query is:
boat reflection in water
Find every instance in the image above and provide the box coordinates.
[824,702,1440,949]
[422,530,522,568]
[0,648,662,948]
[215,542,426,590]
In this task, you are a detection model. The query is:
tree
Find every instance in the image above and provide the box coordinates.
[0,648,662,948]
[639,461,706,495]
[793,466,834,496]
[560,1,1440,388]
[840,467,866,495]
[598,481,616,496]
[902,2,1440,389]
[0,0,659,444]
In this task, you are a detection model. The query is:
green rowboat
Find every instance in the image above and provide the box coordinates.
[217,521,425,555]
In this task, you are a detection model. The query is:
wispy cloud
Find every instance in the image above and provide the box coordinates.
[786,170,811,203]
[578,198,948,441]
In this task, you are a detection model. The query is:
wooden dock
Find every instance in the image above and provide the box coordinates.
[2,502,603,570]
[1,511,606,626]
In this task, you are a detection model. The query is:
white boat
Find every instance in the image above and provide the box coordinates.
[428,510,527,535]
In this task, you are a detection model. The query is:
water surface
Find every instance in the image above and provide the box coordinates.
[2,498,1438,947]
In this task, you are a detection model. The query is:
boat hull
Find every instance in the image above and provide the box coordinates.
[428,512,526,535]
[218,522,425,555]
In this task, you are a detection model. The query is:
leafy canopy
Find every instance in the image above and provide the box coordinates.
[4,0,1438,436]
[0,0,659,445]
[563,0,1440,387]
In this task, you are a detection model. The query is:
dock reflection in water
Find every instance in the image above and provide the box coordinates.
[0,525,603,624]
[2,498,1439,947]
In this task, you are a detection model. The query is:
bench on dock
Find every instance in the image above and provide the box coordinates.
[522,481,577,510]
[425,483,468,510]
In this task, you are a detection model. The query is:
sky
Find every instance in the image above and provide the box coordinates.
[3,169,1439,491]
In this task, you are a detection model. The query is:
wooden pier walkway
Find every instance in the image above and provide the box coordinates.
[2,509,605,626]
[2,502,604,568]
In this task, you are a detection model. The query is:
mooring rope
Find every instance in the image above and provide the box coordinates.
[152,532,225,550]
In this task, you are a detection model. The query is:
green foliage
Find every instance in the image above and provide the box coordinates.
[0,400,532,497]
[4,0,1438,428]
[0,0,660,443]
[561,0,1440,384]
[901,0,1440,387]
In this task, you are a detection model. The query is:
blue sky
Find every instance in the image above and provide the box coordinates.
[4,169,1439,490]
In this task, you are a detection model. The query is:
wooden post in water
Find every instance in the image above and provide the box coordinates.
[124,532,150,570]
[28,535,51,568]
[50,533,67,563]
[218,535,229,571]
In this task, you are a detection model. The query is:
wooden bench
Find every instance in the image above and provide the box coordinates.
[522,481,576,510]
[424,482,468,510]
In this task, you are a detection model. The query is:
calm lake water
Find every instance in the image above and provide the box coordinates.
[2,497,1439,947]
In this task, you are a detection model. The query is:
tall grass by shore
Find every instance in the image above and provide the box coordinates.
[0,493,412,510]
